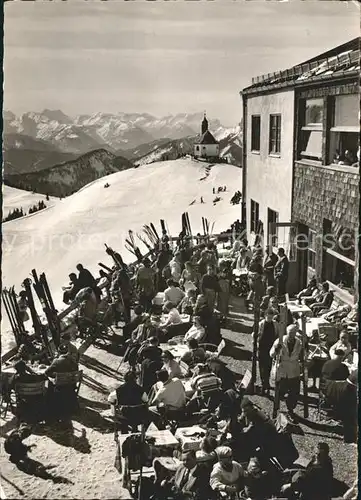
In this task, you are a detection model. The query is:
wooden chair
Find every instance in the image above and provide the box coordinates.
[14,381,47,421]
[114,403,148,433]
[53,370,83,395]
[15,380,47,398]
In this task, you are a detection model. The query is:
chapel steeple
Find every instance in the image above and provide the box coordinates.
[201,112,208,135]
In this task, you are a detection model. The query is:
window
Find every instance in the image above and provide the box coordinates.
[329,95,359,166]
[250,199,259,233]
[308,229,316,271]
[251,115,261,152]
[269,115,281,155]
[300,98,323,161]
[267,208,279,247]
[323,252,355,295]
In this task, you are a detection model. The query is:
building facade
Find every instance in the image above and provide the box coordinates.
[194,114,220,159]
[241,38,359,302]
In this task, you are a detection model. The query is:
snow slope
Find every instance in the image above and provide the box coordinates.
[2,186,59,216]
[1,158,242,351]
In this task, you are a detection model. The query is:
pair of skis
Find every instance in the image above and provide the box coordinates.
[31,269,61,349]
[2,287,26,346]
[181,212,192,238]
[125,230,143,262]
[22,277,50,353]
[201,217,215,238]
[105,244,126,269]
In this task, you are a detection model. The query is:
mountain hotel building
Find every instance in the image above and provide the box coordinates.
[241,37,359,302]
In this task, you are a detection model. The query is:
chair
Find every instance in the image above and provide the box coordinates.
[114,403,148,433]
[14,381,47,421]
[53,370,83,395]
[318,325,338,347]
[199,343,219,353]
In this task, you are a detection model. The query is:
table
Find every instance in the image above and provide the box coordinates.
[182,378,194,397]
[175,426,207,451]
[232,269,248,277]
[1,363,48,382]
[287,301,313,317]
[160,343,189,359]
[299,317,330,338]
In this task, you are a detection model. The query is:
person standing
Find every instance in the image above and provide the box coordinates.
[270,324,302,421]
[274,248,289,299]
[257,309,279,395]
[263,248,278,287]
[136,258,155,312]
[201,265,220,312]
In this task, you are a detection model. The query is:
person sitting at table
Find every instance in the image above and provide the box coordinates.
[184,316,206,343]
[297,277,317,301]
[161,450,213,500]
[187,363,223,413]
[181,339,207,368]
[179,288,197,315]
[140,342,163,395]
[260,286,279,316]
[160,301,182,329]
[196,436,218,466]
[9,360,45,387]
[60,332,79,364]
[44,343,79,378]
[193,293,212,323]
[108,370,149,433]
[13,333,50,364]
[244,456,270,500]
[329,331,352,361]
[210,446,245,495]
[62,272,82,304]
[207,357,236,392]
[131,314,157,344]
[149,370,186,424]
[161,350,183,379]
[341,301,359,328]
[281,442,334,500]
[309,282,334,316]
[163,279,185,307]
[123,305,146,341]
[321,349,349,383]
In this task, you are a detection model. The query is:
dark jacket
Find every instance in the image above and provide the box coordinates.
[322,359,349,382]
[78,268,97,289]
[44,354,78,377]
[274,255,289,280]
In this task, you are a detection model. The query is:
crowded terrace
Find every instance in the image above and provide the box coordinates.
[0,217,358,500]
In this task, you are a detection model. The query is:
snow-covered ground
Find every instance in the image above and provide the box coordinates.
[2,186,59,217]
[2,158,242,352]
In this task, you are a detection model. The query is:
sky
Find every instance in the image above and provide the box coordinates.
[4,1,360,126]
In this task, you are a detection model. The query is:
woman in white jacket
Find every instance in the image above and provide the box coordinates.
[269,324,302,419]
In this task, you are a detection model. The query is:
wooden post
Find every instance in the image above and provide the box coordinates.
[250,295,261,394]
[272,304,287,418]
[300,314,309,419]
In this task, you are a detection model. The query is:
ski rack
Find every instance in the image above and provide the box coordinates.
[2,287,25,346]
[22,277,49,351]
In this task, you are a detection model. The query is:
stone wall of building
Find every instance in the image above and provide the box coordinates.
[292,160,359,295]
[293,161,359,231]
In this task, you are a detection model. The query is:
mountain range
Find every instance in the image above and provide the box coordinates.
[4,110,232,153]
[3,110,242,195]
